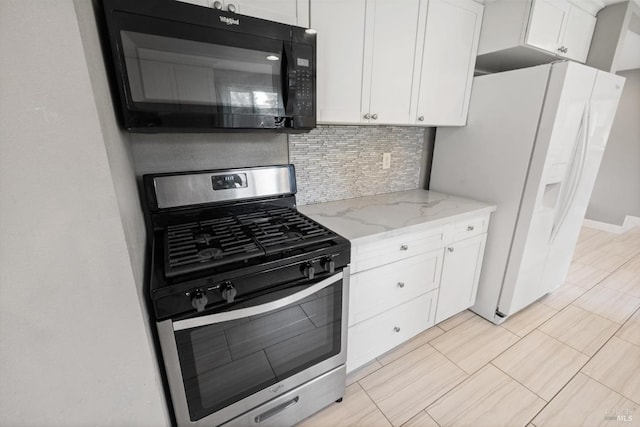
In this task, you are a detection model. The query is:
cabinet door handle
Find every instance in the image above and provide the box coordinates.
[371,113,378,120]
[212,0,223,9]
[363,113,371,120]
[227,2,237,12]
[418,116,424,122]
[397,282,405,288]
[400,244,409,251]
[447,247,455,252]
[393,326,401,333]
[467,225,474,231]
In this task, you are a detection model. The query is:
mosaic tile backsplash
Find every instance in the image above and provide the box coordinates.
[289,125,426,206]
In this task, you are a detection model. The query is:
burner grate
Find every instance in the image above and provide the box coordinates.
[163,207,338,278]
[164,216,262,277]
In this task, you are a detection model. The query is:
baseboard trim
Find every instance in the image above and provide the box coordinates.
[583,215,640,234]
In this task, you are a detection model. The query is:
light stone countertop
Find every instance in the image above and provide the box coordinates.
[298,189,496,244]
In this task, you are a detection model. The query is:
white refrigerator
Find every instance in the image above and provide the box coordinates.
[430,61,624,324]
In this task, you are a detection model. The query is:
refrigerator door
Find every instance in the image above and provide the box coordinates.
[498,62,598,316]
[541,71,625,291]
[430,65,551,322]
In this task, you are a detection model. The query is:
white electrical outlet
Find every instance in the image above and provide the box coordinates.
[382,153,391,169]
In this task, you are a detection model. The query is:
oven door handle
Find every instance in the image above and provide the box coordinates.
[172,271,344,331]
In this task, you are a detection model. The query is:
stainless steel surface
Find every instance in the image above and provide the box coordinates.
[153,165,295,209]
[253,396,299,423]
[173,272,343,331]
[158,267,351,427]
[222,366,346,427]
[363,113,370,119]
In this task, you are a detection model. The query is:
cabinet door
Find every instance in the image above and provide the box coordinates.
[235,0,309,26]
[311,0,367,123]
[559,5,596,62]
[362,0,421,124]
[435,234,486,324]
[413,0,483,126]
[525,0,569,54]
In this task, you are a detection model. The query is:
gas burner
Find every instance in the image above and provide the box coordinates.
[284,231,303,240]
[195,233,216,245]
[197,248,223,260]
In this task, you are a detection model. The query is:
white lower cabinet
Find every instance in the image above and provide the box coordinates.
[347,290,438,371]
[435,234,486,324]
[346,213,490,373]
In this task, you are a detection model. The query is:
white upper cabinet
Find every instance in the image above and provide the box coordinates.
[233,0,310,27]
[477,0,599,72]
[361,0,421,125]
[525,0,569,54]
[177,0,309,26]
[311,0,367,123]
[312,0,483,126]
[560,5,597,62]
[411,0,483,126]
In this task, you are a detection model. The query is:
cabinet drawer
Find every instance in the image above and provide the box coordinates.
[349,249,442,326]
[347,290,437,372]
[446,215,487,243]
[352,226,444,273]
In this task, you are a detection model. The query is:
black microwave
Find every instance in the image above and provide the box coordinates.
[101,0,316,132]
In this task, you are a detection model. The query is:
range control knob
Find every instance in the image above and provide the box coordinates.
[220,282,237,303]
[302,262,316,280]
[322,257,336,273]
[191,289,208,312]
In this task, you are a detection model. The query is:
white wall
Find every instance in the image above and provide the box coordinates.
[0,1,168,425]
[586,69,640,226]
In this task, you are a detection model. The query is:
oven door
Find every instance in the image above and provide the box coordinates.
[106,10,294,131]
[157,269,348,426]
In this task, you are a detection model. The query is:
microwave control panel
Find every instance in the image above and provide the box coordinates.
[293,44,314,118]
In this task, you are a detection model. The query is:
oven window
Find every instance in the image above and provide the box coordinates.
[174,280,342,421]
[119,30,285,115]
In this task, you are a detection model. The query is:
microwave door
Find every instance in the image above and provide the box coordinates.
[112,12,288,130]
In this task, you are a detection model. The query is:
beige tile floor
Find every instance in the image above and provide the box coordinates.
[298,226,640,427]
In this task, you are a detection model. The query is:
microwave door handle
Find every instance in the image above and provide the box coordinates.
[281,43,293,116]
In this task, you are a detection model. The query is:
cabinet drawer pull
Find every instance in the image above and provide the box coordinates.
[447,247,455,252]
[418,116,424,122]
[363,113,371,120]
[212,0,223,9]
[393,326,401,333]
[227,2,236,12]
[371,113,378,120]
[467,225,474,231]
[397,282,405,288]
[400,244,409,251]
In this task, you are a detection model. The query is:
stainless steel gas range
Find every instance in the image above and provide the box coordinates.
[143,165,350,427]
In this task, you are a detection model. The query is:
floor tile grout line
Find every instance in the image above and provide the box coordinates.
[356,383,396,427]
[356,341,457,427]
[489,361,551,404]
[580,369,640,408]
[524,245,640,426]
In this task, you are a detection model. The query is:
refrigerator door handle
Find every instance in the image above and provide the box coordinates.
[551,104,590,242]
